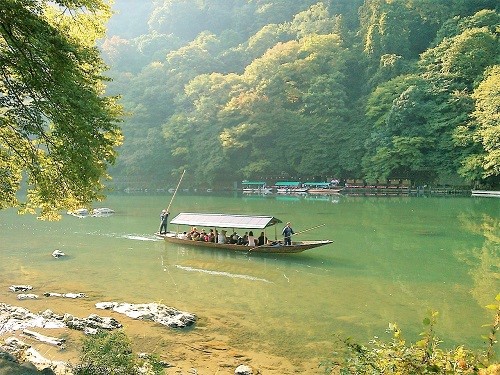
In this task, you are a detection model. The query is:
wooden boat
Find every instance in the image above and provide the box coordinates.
[241,180,272,194]
[303,182,342,195]
[156,212,332,254]
[471,190,500,198]
[274,181,308,194]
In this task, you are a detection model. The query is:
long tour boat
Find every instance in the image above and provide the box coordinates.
[156,212,332,254]
[303,182,343,195]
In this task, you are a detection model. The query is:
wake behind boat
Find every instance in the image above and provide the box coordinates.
[156,212,332,254]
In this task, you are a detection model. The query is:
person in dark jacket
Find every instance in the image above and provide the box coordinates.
[159,210,169,234]
[258,232,267,246]
[282,222,294,246]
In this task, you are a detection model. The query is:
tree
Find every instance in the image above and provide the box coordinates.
[455,65,500,185]
[0,0,122,219]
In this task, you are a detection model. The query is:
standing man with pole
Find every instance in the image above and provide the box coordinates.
[282,222,295,246]
[157,169,185,235]
[159,209,169,234]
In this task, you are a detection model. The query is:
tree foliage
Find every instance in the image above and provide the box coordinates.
[101,1,499,189]
[321,294,500,374]
[0,0,122,218]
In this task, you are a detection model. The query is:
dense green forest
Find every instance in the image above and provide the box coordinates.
[102,0,499,190]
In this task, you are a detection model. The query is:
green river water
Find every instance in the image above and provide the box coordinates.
[1,193,499,368]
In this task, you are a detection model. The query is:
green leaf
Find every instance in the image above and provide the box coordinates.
[422,317,431,326]
[416,339,427,347]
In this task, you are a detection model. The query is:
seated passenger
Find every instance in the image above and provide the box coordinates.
[190,227,199,238]
[258,232,267,246]
[247,231,256,246]
[267,239,280,246]
[217,230,227,244]
[230,232,240,244]
[208,229,215,242]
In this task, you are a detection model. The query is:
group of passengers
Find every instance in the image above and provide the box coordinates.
[178,227,269,246]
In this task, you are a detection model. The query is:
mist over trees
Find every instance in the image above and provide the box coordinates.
[102,0,499,190]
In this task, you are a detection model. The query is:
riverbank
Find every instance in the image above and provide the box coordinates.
[0,292,325,374]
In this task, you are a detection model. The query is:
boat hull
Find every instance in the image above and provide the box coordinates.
[157,233,332,254]
[471,190,500,198]
[307,188,342,195]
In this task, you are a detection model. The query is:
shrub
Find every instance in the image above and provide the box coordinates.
[73,330,164,375]
[321,293,499,374]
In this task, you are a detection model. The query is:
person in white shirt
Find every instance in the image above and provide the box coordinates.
[247,231,256,246]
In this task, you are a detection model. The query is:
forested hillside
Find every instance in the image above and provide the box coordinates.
[102,0,499,190]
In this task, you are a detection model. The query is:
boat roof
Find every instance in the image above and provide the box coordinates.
[303,182,331,187]
[241,180,267,185]
[275,181,301,186]
[170,213,282,229]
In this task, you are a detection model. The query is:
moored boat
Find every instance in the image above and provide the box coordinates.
[303,182,342,195]
[156,212,332,254]
[274,181,308,194]
[241,180,272,194]
[471,190,500,198]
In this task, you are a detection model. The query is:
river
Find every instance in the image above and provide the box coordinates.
[0,193,498,372]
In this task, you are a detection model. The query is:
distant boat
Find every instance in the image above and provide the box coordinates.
[303,182,342,195]
[67,208,115,218]
[274,181,308,194]
[241,180,272,194]
[471,190,500,198]
[156,213,332,254]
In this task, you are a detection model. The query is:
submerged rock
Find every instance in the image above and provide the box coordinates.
[43,292,86,299]
[17,294,39,300]
[9,285,33,292]
[95,302,196,328]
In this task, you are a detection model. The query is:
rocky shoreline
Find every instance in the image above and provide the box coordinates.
[1,283,199,374]
[1,285,260,374]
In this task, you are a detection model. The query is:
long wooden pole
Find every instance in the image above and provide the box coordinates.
[291,223,326,237]
[166,169,185,212]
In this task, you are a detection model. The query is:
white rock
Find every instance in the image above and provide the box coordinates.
[52,249,66,258]
[22,329,66,347]
[235,364,253,375]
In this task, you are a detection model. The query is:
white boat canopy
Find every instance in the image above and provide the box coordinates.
[170,213,282,229]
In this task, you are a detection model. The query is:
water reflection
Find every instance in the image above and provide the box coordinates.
[1,194,499,367]
[457,213,500,307]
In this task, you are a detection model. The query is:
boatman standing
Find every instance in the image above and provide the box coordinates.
[282,222,295,246]
[159,209,169,234]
